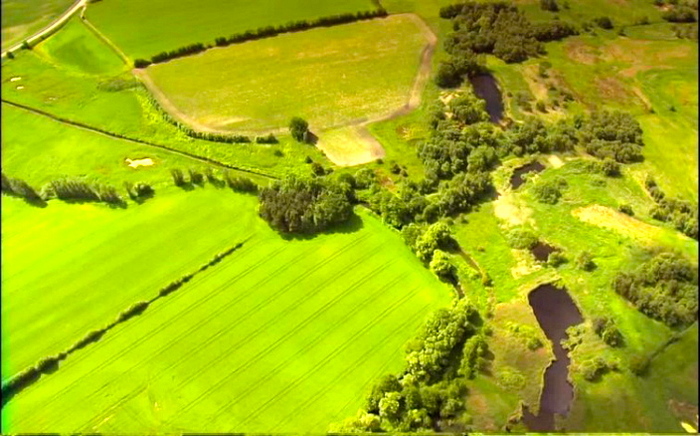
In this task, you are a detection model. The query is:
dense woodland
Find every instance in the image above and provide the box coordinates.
[333,299,487,432]
[614,252,698,327]
[436,2,577,87]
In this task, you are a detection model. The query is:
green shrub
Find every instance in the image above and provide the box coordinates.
[507,228,538,249]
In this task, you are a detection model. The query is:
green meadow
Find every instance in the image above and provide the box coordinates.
[1,0,75,50]
[145,15,430,133]
[86,0,374,59]
[1,188,451,432]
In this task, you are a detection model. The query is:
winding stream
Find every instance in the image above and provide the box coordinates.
[523,284,584,431]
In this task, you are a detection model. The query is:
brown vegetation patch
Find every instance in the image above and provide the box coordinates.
[564,40,599,65]
[594,76,635,103]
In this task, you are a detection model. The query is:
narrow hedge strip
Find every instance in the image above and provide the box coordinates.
[1,240,249,408]
[134,8,388,68]
[145,95,276,144]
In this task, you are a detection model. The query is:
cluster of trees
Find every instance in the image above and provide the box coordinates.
[1,173,44,205]
[613,251,698,327]
[402,222,459,282]
[531,176,568,204]
[333,300,486,432]
[579,355,619,381]
[213,9,388,48]
[289,117,310,143]
[40,178,125,206]
[436,2,577,87]
[592,316,624,347]
[135,9,388,68]
[505,321,543,350]
[124,181,154,202]
[673,23,699,40]
[645,177,698,239]
[578,110,645,163]
[659,0,698,23]
[258,175,353,234]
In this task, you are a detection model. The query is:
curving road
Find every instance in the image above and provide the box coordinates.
[2,0,87,57]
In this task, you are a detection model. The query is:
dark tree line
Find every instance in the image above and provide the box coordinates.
[258,175,354,234]
[1,173,44,205]
[614,251,698,327]
[134,9,388,68]
[645,176,698,239]
[334,300,487,432]
[435,2,577,87]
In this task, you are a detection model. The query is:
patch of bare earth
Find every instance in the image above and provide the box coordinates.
[564,40,599,65]
[125,158,154,168]
[572,204,688,243]
[316,126,385,166]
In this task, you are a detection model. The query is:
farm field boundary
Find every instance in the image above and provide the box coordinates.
[1,240,247,407]
[1,99,278,180]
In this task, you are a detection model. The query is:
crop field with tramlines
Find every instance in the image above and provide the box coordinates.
[1,188,450,432]
[1,0,697,433]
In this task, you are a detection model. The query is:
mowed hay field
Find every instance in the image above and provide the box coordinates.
[144,15,431,133]
[1,0,75,50]
[86,0,374,59]
[2,188,451,432]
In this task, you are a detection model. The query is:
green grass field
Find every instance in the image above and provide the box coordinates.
[1,187,451,432]
[1,103,234,188]
[1,0,75,51]
[86,0,374,59]
[2,42,332,177]
[145,15,430,133]
[35,17,125,76]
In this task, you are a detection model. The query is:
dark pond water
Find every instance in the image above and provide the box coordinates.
[510,161,545,189]
[523,284,584,432]
[531,242,557,262]
[469,74,504,123]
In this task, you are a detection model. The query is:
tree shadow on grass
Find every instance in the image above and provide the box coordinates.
[278,212,365,241]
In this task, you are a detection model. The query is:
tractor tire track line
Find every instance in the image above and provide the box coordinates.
[161,236,384,420]
[237,294,426,430]
[272,301,429,432]
[35,233,371,427]
[79,237,381,430]
[11,239,289,425]
[205,269,406,424]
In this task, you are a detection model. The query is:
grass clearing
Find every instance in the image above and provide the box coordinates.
[86,0,374,60]
[1,102,235,188]
[2,189,451,432]
[144,15,430,133]
[35,16,125,75]
[315,126,385,166]
[1,49,331,177]
[1,0,75,51]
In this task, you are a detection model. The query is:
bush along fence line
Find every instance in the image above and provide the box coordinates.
[2,99,279,180]
[133,8,388,68]
[1,173,159,208]
[144,94,278,145]
[0,240,248,408]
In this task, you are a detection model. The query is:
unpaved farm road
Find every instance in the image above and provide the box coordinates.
[2,0,87,56]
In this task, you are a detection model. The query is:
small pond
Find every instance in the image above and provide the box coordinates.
[510,161,545,189]
[469,74,504,124]
[531,241,557,262]
[523,284,584,432]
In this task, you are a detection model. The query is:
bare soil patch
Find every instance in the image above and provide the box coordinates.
[125,157,154,168]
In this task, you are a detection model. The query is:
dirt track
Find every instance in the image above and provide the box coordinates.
[133,13,438,165]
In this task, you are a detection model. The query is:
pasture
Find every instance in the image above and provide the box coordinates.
[143,15,431,133]
[1,188,451,432]
[1,102,225,188]
[36,17,125,75]
[86,0,374,59]
[1,44,330,177]
[1,0,75,51]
